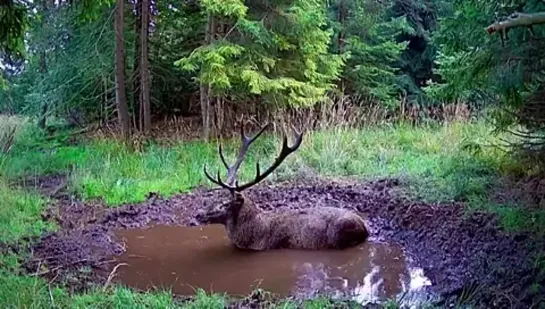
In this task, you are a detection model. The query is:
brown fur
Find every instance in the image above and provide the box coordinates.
[196,192,369,250]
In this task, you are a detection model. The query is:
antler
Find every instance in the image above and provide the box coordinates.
[204,123,303,192]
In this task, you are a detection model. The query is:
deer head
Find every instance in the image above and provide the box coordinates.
[196,122,303,225]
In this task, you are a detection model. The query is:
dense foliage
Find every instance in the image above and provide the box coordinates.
[426,0,545,163]
[1,0,545,159]
[0,1,433,125]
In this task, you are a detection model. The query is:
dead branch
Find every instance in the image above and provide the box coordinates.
[487,12,545,34]
[486,12,545,46]
[30,258,89,276]
[103,263,128,291]
[49,181,67,198]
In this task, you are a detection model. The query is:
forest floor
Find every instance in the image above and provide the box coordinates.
[1,116,545,308]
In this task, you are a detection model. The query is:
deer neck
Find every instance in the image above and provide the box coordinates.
[224,192,263,249]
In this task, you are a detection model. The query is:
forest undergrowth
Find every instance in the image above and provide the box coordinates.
[0,114,543,308]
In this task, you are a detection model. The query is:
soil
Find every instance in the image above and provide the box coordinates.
[15,174,545,308]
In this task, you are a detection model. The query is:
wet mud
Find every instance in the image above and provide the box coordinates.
[114,224,432,306]
[22,176,545,308]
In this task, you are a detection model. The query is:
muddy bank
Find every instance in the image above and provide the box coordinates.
[23,176,545,308]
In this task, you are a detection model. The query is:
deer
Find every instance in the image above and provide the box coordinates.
[196,122,369,251]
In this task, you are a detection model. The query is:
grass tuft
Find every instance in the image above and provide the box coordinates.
[0,272,182,309]
[182,289,226,309]
[1,119,515,206]
[0,179,56,244]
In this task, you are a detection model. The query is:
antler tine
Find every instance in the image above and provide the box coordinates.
[244,122,269,144]
[235,128,303,192]
[218,144,229,170]
[203,122,272,191]
[203,164,233,190]
[225,122,271,186]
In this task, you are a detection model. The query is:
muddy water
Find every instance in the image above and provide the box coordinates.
[114,224,432,304]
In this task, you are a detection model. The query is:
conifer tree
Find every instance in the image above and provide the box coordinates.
[328,0,412,106]
[427,0,545,161]
[175,0,345,131]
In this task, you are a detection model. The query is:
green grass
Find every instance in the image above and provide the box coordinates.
[298,121,517,202]
[0,272,208,309]
[1,118,520,206]
[0,179,56,244]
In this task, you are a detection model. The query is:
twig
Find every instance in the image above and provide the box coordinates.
[48,272,60,308]
[49,285,56,308]
[44,127,89,142]
[94,259,118,266]
[495,291,514,309]
[506,128,545,140]
[49,181,67,198]
[31,265,63,277]
[127,254,151,260]
[30,258,88,276]
[103,263,129,292]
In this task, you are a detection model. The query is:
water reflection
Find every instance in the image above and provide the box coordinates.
[114,224,433,305]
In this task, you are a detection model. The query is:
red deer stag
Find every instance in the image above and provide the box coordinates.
[196,123,369,250]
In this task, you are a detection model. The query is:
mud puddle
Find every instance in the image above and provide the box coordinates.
[27,178,544,308]
[114,224,433,306]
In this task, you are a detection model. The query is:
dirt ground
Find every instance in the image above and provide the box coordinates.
[16,174,545,308]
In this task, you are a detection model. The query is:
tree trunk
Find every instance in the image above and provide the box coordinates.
[200,84,210,141]
[213,20,227,137]
[337,0,346,101]
[140,0,151,135]
[133,0,142,132]
[38,0,51,130]
[215,96,224,137]
[200,13,215,141]
[101,75,107,126]
[337,0,345,55]
[38,50,48,130]
[115,0,131,142]
[486,12,545,46]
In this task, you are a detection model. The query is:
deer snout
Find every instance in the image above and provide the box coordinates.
[194,206,228,225]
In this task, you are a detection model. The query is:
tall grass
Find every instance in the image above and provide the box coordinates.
[1,117,57,244]
[0,179,56,244]
[1,116,521,206]
[3,115,541,233]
